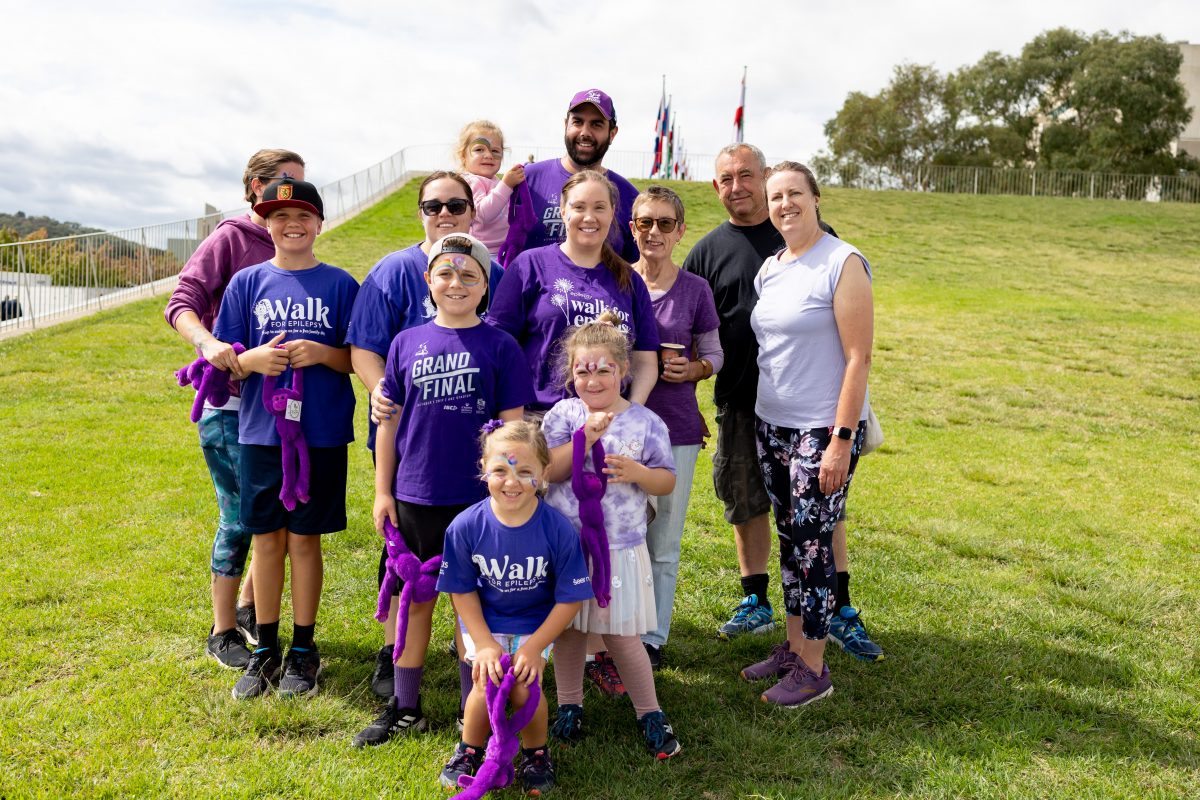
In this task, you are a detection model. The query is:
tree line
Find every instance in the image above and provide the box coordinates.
[814,29,1198,185]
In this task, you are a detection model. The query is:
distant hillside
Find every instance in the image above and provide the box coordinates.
[0,211,102,239]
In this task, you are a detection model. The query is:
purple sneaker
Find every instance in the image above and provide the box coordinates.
[740,641,795,681]
[761,659,833,707]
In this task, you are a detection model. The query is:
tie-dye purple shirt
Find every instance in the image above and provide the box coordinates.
[542,398,675,549]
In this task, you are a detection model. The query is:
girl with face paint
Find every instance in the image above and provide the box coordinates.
[351,233,536,751]
[455,120,525,256]
[537,313,684,761]
[433,420,593,793]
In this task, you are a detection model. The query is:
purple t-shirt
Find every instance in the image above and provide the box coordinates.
[346,243,506,449]
[542,398,675,550]
[381,321,534,505]
[644,270,720,447]
[520,159,641,262]
[488,245,660,410]
[437,498,594,635]
[213,261,359,447]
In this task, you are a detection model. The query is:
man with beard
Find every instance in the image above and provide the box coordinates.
[515,89,640,261]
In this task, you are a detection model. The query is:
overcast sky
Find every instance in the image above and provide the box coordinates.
[1,1,1196,230]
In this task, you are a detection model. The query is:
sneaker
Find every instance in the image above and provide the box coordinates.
[717,595,776,639]
[761,659,833,708]
[828,606,885,662]
[370,644,394,699]
[439,742,484,789]
[740,641,795,681]
[235,603,258,646]
[351,702,428,748]
[232,647,282,700]
[548,703,584,746]
[277,646,322,698]
[519,747,556,795]
[585,652,626,698]
[643,642,662,671]
[207,626,251,670]
[636,710,681,760]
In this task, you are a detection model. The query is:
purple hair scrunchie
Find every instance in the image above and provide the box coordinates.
[572,426,610,608]
[175,342,246,423]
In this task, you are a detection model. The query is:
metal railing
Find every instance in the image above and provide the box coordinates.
[821,162,1200,203]
[0,148,413,335]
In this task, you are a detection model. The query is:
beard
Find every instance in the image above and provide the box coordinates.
[565,133,611,168]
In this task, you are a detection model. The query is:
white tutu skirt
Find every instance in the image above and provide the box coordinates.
[572,543,657,636]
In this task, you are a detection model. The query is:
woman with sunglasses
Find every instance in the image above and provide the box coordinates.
[347,170,506,704]
[628,185,722,670]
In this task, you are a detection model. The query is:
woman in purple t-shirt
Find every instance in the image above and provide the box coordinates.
[629,186,722,669]
[488,170,660,413]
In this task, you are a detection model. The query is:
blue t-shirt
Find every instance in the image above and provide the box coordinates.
[214,261,359,447]
[520,159,640,262]
[437,499,593,635]
[381,321,534,505]
[487,245,660,410]
[346,242,506,448]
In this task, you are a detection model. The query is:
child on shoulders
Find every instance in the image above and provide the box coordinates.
[457,120,525,256]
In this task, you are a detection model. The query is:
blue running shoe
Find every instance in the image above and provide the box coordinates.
[827,606,884,662]
[717,595,776,639]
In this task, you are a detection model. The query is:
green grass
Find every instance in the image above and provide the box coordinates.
[2,180,1199,799]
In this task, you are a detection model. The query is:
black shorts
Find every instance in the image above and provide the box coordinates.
[240,444,348,535]
[378,499,471,596]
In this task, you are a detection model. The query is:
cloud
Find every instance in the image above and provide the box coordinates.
[1,0,1195,229]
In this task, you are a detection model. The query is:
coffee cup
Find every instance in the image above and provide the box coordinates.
[659,343,685,374]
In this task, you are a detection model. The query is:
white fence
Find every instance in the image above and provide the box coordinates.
[0,148,415,335]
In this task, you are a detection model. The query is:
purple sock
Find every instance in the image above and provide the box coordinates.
[459,660,473,715]
[393,665,423,710]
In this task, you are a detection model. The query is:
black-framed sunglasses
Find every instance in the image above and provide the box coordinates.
[420,198,471,216]
[259,172,295,182]
[633,216,679,233]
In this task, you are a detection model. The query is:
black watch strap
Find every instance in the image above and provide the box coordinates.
[833,426,854,440]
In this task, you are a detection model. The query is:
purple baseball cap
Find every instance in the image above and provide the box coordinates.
[568,88,616,123]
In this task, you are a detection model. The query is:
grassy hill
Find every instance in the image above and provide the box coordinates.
[1,180,1198,799]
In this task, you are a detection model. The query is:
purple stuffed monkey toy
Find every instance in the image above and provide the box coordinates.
[571,426,611,608]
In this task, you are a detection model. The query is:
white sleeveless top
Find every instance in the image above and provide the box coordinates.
[750,233,871,429]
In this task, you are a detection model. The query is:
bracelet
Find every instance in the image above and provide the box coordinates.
[698,359,713,379]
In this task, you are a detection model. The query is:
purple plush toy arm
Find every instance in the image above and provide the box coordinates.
[571,427,611,607]
[451,654,542,800]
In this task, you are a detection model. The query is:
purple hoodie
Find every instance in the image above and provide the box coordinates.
[164,214,275,331]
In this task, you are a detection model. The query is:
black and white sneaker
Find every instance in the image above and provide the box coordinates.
[232,647,282,700]
[207,626,251,670]
[351,701,428,748]
[277,646,322,698]
[235,603,258,646]
[370,644,394,699]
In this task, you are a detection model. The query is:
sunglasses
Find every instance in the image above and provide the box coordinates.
[633,216,679,233]
[420,198,471,216]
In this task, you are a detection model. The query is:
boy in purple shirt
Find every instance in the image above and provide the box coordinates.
[213,178,359,701]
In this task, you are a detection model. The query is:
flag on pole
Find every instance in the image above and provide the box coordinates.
[658,97,672,179]
[733,66,746,143]
[665,113,675,180]
[651,78,665,178]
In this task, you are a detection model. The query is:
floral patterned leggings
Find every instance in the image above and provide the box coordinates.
[755,419,865,640]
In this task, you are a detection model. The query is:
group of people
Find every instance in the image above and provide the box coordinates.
[165,87,881,795]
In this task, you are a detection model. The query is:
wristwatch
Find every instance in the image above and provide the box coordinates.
[832,426,854,441]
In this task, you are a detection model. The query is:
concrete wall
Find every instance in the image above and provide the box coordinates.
[1176,43,1200,159]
